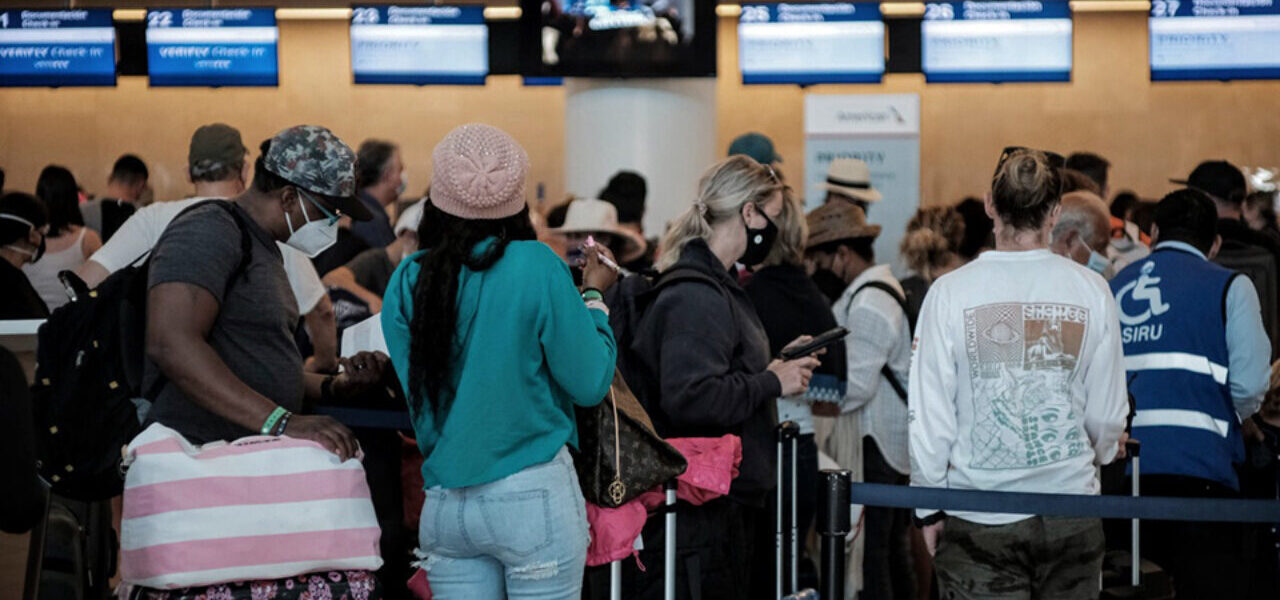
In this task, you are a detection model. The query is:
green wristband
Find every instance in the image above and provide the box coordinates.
[261,406,288,435]
[582,289,604,303]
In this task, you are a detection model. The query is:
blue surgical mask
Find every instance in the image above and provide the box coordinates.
[1076,238,1111,276]
[1087,250,1110,275]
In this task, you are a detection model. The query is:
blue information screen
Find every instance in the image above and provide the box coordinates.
[0,9,116,87]
[738,2,885,85]
[922,1,1073,83]
[146,8,279,87]
[350,5,487,85]
[1150,0,1280,81]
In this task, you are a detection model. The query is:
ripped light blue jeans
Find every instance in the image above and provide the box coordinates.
[417,447,590,599]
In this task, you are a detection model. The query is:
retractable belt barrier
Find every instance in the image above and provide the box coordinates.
[314,407,412,430]
[847,482,1280,523]
[817,470,1280,600]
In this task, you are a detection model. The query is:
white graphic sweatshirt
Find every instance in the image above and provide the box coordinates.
[908,249,1129,525]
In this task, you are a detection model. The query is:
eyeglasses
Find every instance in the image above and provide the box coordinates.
[993,146,1066,196]
[297,188,341,226]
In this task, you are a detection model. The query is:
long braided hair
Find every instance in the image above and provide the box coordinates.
[407,201,536,416]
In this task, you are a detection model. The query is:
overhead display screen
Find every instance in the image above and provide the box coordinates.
[520,0,716,78]
[922,1,1073,83]
[1149,0,1280,81]
[0,9,116,87]
[350,5,488,85]
[146,8,279,87]
[738,2,885,85]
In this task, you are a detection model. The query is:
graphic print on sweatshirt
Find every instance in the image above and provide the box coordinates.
[964,302,1090,469]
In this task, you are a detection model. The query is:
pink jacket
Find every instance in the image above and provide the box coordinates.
[585,435,742,566]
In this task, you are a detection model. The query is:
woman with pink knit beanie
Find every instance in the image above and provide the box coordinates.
[382,123,620,599]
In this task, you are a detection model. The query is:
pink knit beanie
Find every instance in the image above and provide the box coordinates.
[429,124,530,220]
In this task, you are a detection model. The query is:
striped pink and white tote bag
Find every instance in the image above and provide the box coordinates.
[120,423,383,589]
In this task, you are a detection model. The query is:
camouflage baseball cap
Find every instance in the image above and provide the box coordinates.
[262,125,372,221]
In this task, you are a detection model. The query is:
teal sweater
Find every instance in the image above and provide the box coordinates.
[382,241,616,489]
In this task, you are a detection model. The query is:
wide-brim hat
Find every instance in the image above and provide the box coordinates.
[806,200,881,249]
[552,198,646,262]
[821,158,882,204]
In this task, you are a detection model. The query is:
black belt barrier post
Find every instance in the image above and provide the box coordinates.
[818,469,852,600]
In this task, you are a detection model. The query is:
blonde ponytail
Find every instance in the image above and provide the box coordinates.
[656,155,782,272]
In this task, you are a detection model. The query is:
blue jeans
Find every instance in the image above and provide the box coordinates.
[417,447,590,600]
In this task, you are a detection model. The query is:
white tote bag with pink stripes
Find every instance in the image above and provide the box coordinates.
[120,423,383,589]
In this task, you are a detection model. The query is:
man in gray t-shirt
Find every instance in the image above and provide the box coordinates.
[146,201,305,443]
[145,125,384,458]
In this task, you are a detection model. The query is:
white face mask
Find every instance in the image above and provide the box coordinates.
[284,189,339,258]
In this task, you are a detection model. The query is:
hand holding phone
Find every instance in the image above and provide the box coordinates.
[779,327,849,361]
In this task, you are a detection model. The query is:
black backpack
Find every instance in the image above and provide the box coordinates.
[850,280,917,403]
[604,267,723,408]
[1214,240,1280,359]
[30,201,252,501]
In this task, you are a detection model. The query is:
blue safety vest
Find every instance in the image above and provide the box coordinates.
[1111,247,1244,489]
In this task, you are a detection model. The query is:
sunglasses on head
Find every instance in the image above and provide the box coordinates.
[993,146,1067,196]
[763,164,781,184]
[993,146,1066,177]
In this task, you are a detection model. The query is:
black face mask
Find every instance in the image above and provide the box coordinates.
[811,268,846,303]
[739,210,778,267]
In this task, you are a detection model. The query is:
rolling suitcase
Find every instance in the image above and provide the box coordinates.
[28,495,116,600]
[608,480,678,600]
[777,421,818,600]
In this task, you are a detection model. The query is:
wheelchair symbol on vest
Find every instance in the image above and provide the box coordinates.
[1115,261,1171,326]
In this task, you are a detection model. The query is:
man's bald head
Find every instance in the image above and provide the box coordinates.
[1050,190,1113,270]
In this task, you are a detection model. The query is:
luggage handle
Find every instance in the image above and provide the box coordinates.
[1127,439,1142,589]
[776,421,800,597]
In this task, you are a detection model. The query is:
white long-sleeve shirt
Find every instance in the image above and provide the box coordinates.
[908,249,1129,525]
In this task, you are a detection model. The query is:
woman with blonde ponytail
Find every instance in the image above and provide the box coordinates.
[623,156,821,599]
[909,148,1128,599]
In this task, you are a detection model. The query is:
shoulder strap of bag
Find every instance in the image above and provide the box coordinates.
[143,201,254,400]
[851,280,911,403]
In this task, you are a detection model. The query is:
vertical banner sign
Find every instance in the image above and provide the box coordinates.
[0,9,116,87]
[350,5,488,85]
[805,94,921,275]
[146,8,279,87]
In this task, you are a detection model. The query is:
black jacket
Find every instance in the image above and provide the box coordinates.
[1219,218,1280,267]
[743,264,846,383]
[0,347,44,534]
[632,239,781,506]
[0,260,48,320]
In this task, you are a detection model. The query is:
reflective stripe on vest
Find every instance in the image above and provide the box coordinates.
[1132,408,1231,438]
[1124,352,1229,385]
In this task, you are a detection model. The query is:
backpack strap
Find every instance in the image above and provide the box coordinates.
[143,201,254,401]
[851,280,913,403]
[170,200,254,294]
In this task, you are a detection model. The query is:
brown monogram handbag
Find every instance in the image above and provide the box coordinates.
[572,371,687,508]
